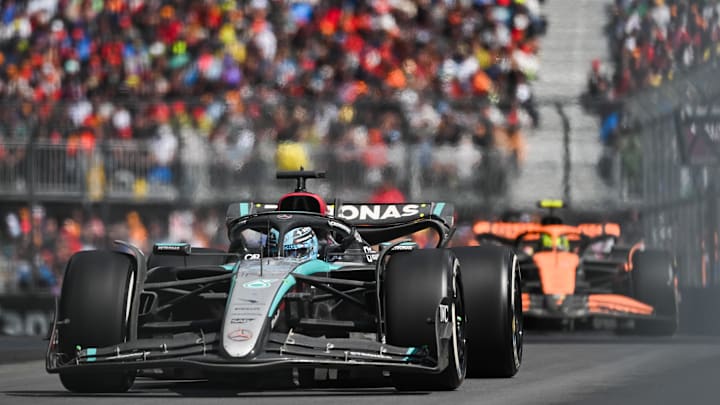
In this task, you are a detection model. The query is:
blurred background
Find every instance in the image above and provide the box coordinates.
[1,0,720,336]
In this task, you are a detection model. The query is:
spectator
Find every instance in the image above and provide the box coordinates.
[0,0,554,291]
[583,0,720,189]
[455,134,483,183]
[126,211,148,252]
[370,168,406,204]
[0,0,546,193]
[587,59,610,99]
[148,123,178,184]
[593,0,720,99]
[0,204,233,293]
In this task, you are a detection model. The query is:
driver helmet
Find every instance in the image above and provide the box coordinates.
[282,227,318,261]
[540,234,570,251]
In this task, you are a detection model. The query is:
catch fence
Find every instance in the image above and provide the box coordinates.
[620,61,720,288]
[0,98,517,209]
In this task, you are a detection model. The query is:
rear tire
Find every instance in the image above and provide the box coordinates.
[385,249,466,391]
[631,250,678,336]
[58,250,136,393]
[451,245,522,378]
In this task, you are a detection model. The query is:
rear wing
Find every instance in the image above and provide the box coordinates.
[227,202,455,227]
[576,223,621,238]
[473,221,621,241]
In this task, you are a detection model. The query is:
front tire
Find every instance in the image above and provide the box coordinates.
[631,250,678,336]
[58,250,137,392]
[385,249,466,391]
[451,245,522,378]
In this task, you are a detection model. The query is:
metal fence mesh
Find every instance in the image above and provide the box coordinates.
[621,62,720,288]
[0,98,524,209]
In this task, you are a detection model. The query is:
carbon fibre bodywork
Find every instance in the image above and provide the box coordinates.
[473,220,674,323]
[46,204,460,381]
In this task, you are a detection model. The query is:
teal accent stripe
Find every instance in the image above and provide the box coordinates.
[433,202,446,216]
[268,275,297,318]
[224,261,241,309]
[266,260,341,317]
[402,347,417,361]
[293,260,341,276]
[239,203,249,217]
[87,348,97,362]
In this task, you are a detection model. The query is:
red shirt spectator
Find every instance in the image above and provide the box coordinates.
[370,168,406,204]
[370,185,406,204]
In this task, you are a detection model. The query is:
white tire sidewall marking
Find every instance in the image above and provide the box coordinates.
[124,269,135,341]
[451,258,462,376]
[511,253,521,368]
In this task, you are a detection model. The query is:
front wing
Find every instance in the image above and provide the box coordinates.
[521,293,673,320]
[46,307,456,377]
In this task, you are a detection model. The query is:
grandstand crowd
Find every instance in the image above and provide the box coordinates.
[0,204,227,293]
[604,0,720,98]
[0,0,549,292]
[0,0,545,189]
[585,0,720,142]
[582,0,720,188]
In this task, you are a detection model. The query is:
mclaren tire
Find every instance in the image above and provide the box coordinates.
[631,250,678,336]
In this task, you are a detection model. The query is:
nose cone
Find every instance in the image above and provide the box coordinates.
[533,251,579,295]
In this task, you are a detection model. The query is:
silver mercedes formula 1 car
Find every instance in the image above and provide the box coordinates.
[46,171,522,392]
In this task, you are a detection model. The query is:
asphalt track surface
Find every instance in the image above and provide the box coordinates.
[1,333,719,405]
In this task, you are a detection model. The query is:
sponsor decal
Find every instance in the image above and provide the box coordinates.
[277,214,293,220]
[242,279,278,289]
[156,244,182,251]
[363,246,379,262]
[228,329,253,342]
[230,318,255,324]
[153,243,191,254]
[232,305,263,313]
[334,204,421,221]
[439,304,450,323]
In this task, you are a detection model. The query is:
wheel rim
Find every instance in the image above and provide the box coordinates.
[511,255,523,369]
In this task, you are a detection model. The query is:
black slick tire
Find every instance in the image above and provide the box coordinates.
[58,250,137,393]
[631,250,678,336]
[451,245,522,378]
[385,249,466,391]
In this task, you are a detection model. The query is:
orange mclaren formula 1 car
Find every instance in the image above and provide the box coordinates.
[473,200,678,335]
